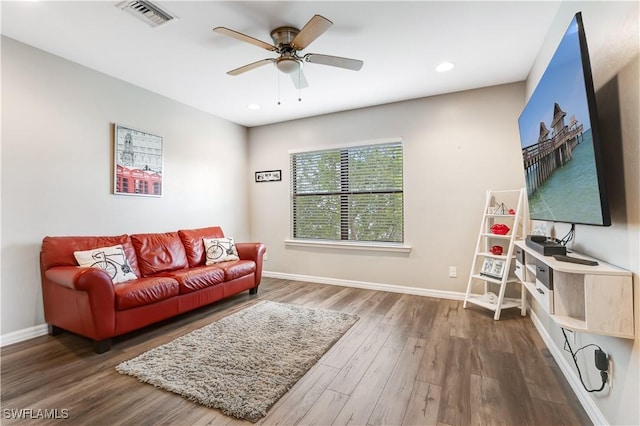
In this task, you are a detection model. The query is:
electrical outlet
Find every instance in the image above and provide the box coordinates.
[449,266,457,278]
[263,252,268,261]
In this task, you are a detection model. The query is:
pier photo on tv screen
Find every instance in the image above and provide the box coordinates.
[517,13,610,226]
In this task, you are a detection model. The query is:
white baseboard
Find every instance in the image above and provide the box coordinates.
[263,270,465,301]
[528,309,608,426]
[0,324,48,347]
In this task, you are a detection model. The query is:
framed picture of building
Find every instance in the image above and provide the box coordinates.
[113,124,163,197]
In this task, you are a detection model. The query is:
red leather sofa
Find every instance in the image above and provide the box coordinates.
[40,226,266,353]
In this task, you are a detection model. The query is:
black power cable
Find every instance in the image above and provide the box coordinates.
[561,328,607,392]
[559,224,576,246]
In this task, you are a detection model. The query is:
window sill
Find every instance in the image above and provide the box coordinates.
[284,239,412,254]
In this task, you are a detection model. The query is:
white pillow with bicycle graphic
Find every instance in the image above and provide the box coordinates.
[203,237,239,265]
[74,244,138,284]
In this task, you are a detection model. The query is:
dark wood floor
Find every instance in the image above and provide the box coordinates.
[1,278,590,425]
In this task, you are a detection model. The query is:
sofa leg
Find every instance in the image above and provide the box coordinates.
[249,287,258,295]
[94,339,112,354]
[48,324,63,336]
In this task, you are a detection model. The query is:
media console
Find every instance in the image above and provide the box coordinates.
[514,240,634,339]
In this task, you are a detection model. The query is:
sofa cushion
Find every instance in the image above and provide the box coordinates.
[114,276,179,310]
[73,244,138,284]
[161,266,226,294]
[214,260,256,281]
[41,235,141,276]
[130,232,188,277]
[178,226,225,268]
[204,237,240,264]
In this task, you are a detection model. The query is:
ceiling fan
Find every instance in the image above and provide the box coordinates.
[213,15,364,89]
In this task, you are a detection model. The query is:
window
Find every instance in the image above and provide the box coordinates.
[290,141,403,243]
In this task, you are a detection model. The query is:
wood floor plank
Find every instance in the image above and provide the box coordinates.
[0,278,591,426]
[530,395,587,426]
[417,335,449,387]
[296,389,349,426]
[368,337,427,425]
[353,289,399,317]
[260,363,340,425]
[469,373,512,426]
[486,351,539,426]
[327,321,395,395]
[402,379,441,426]
[382,295,437,350]
[437,336,473,426]
[321,313,383,370]
[331,344,402,426]
[507,325,569,403]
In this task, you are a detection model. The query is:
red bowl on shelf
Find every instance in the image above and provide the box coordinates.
[490,224,510,235]
[490,245,504,255]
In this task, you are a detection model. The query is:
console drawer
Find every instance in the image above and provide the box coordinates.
[514,260,524,281]
[533,279,554,313]
[515,246,525,264]
[535,260,553,290]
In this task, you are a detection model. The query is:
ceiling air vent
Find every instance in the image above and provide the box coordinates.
[117,1,177,28]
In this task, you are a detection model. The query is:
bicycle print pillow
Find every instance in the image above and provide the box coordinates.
[74,244,138,284]
[203,237,240,265]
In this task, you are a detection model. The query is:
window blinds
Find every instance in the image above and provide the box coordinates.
[290,142,403,242]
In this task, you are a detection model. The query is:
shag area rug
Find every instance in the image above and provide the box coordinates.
[116,300,358,422]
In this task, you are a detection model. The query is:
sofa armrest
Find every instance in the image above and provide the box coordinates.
[45,266,112,291]
[235,242,266,285]
[43,266,116,339]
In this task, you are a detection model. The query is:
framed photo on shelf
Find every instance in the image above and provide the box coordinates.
[255,170,281,182]
[113,124,163,197]
[481,258,495,275]
[481,258,506,279]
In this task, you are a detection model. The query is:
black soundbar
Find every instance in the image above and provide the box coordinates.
[525,235,567,256]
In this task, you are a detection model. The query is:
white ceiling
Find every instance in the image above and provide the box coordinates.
[1,1,562,127]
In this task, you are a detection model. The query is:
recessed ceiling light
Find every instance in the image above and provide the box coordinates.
[248,104,261,110]
[436,62,455,72]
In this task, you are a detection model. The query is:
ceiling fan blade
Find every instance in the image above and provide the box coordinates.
[227,59,275,76]
[290,68,309,90]
[291,15,333,50]
[304,53,364,71]
[213,27,276,51]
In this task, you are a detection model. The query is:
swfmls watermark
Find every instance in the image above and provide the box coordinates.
[2,408,70,420]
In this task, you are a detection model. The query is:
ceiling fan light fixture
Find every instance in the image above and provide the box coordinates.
[276,57,301,74]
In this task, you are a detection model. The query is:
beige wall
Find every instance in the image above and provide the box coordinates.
[524,2,639,425]
[1,37,250,334]
[248,82,526,291]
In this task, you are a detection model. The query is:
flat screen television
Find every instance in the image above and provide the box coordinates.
[517,12,611,226]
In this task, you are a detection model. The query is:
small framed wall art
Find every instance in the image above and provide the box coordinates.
[113,124,163,197]
[255,170,281,183]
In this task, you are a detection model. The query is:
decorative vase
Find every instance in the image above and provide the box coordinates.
[490,245,503,255]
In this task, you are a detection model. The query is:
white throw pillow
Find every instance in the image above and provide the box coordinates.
[203,237,240,264]
[74,244,138,284]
